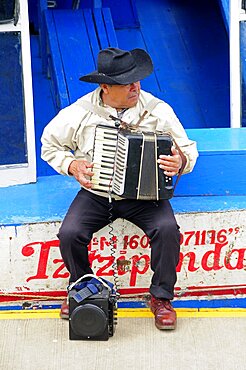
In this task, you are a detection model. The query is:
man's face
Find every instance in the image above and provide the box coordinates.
[101,82,141,109]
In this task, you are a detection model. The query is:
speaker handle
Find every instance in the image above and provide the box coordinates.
[68,274,113,292]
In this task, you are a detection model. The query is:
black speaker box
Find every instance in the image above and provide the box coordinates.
[69,286,117,341]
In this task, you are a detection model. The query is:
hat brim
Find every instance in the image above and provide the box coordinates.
[79,49,153,85]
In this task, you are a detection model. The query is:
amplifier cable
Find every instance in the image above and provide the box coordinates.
[107,190,120,300]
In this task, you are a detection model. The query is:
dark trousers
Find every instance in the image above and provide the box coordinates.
[58,188,180,300]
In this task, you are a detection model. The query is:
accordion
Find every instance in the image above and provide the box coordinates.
[91,125,173,200]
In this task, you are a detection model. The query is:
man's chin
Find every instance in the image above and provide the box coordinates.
[128,95,139,106]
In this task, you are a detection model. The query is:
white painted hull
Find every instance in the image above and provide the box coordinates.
[1,210,245,302]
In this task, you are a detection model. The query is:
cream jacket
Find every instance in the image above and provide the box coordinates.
[41,88,198,196]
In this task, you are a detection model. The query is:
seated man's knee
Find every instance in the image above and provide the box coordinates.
[156,218,180,238]
[58,225,89,247]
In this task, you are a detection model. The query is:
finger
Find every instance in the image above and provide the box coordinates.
[79,176,93,188]
[158,159,180,171]
[163,166,179,173]
[158,154,171,160]
[158,155,178,164]
[77,164,94,177]
[164,170,178,177]
[85,169,94,177]
[77,161,94,171]
[158,158,179,167]
[83,162,94,168]
[171,146,179,156]
[163,167,179,174]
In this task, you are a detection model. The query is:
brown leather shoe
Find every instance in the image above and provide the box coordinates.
[149,296,177,330]
[60,298,69,320]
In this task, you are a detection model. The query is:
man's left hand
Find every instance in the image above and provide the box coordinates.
[157,146,182,177]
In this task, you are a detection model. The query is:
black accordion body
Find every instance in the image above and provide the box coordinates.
[91,125,173,200]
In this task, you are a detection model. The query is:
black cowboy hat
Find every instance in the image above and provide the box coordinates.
[79,47,153,85]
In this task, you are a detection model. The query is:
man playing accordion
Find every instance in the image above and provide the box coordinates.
[41,47,198,330]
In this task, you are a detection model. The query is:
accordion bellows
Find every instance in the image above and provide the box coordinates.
[91,125,173,200]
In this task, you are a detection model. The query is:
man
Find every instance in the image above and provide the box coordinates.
[41,47,198,330]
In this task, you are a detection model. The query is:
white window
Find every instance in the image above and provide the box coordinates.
[0,0,36,187]
[230,0,246,128]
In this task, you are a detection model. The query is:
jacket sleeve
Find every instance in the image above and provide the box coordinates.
[41,105,84,175]
[154,102,199,174]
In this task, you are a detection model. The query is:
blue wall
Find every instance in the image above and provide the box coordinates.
[218,0,229,33]
[117,0,230,129]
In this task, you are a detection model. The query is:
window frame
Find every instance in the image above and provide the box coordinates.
[0,0,36,187]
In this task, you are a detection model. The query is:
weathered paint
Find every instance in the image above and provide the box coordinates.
[0,210,245,302]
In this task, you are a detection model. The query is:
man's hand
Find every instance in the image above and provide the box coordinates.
[68,160,94,188]
[157,146,182,177]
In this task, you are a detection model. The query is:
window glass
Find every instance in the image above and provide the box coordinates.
[0,31,27,166]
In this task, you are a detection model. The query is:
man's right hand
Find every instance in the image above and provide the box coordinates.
[68,160,94,188]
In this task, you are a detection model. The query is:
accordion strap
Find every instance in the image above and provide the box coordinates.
[135,98,187,190]
[78,98,162,129]
[171,137,187,191]
[131,97,162,129]
[78,100,128,127]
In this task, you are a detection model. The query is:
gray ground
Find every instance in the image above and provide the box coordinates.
[0,317,245,370]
